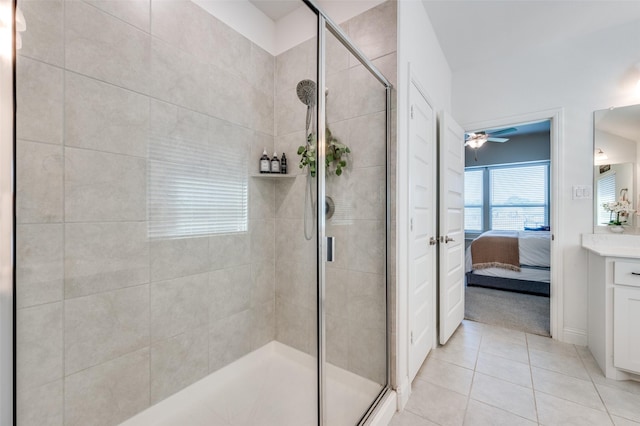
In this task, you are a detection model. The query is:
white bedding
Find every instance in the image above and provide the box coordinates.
[465,230,551,282]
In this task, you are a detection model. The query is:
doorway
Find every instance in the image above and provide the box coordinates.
[462,119,553,336]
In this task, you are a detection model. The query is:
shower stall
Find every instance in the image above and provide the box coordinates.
[12,0,395,424]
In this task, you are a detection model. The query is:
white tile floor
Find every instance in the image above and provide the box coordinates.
[390,320,640,426]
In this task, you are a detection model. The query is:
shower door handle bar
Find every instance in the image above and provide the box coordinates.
[326,236,335,262]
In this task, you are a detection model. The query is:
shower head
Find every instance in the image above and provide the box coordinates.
[296,79,316,107]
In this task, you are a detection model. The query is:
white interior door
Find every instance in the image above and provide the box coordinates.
[438,112,466,345]
[408,82,437,381]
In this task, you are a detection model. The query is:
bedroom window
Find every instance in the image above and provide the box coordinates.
[464,169,484,231]
[465,161,550,232]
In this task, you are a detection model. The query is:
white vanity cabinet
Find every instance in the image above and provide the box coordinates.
[584,234,640,380]
[613,262,640,373]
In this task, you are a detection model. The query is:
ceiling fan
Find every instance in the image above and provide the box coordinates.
[464,127,517,148]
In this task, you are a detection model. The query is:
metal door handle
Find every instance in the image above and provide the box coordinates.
[444,236,454,243]
[429,237,437,246]
[327,236,335,262]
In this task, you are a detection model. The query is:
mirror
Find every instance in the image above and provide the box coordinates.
[593,104,640,231]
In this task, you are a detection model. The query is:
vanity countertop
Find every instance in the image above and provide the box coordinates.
[582,233,640,258]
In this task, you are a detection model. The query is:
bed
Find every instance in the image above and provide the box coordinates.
[465,230,551,296]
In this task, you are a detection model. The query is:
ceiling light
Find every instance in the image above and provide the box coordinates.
[466,134,487,149]
[594,148,608,163]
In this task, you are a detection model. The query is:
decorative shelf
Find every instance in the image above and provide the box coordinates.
[251,173,297,179]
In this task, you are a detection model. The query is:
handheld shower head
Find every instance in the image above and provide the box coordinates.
[296,79,316,107]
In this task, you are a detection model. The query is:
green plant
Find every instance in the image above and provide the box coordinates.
[297,127,350,177]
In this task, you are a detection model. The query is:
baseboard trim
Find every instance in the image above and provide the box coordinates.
[562,327,587,346]
[395,376,411,410]
[368,390,397,426]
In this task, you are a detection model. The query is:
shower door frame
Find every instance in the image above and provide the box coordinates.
[303,1,393,424]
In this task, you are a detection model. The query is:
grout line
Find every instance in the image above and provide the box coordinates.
[525,334,541,425]
[575,345,617,424]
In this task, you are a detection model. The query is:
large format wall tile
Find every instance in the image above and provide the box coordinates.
[251,44,275,97]
[16,224,63,308]
[65,285,150,375]
[18,0,64,67]
[150,273,209,341]
[208,64,253,128]
[17,303,63,391]
[150,237,209,282]
[64,148,146,222]
[16,140,63,224]
[65,221,149,298]
[64,348,150,426]
[85,0,150,32]
[65,1,150,94]
[347,0,396,64]
[16,57,63,145]
[209,309,252,372]
[210,15,252,82]
[149,100,210,168]
[348,111,386,168]
[17,379,63,426]
[209,232,250,271]
[150,39,210,114]
[276,298,314,355]
[209,265,252,322]
[150,328,209,403]
[250,219,275,263]
[65,72,149,158]
[251,300,275,350]
[150,0,215,63]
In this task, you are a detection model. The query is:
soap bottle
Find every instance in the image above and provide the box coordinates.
[259,148,270,173]
[271,151,280,173]
[280,153,287,174]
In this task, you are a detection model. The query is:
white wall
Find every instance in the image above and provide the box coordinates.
[396,0,452,409]
[0,1,13,423]
[194,0,386,55]
[452,17,640,343]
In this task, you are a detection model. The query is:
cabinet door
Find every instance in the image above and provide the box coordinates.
[614,286,640,374]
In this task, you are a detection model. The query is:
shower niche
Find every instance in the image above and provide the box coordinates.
[13,0,394,425]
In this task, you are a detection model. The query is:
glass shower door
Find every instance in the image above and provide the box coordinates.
[320,21,389,425]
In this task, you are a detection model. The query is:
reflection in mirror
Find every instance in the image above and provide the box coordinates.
[594,104,640,232]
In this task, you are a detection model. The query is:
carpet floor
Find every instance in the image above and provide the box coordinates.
[464,286,550,336]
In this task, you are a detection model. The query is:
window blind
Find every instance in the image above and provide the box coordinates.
[148,135,248,239]
[597,173,616,225]
[464,169,483,231]
[490,164,548,230]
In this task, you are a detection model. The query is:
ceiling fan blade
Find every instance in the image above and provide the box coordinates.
[488,137,509,143]
[489,127,517,136]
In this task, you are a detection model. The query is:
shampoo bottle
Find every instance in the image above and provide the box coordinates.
[259,148,270,173]
[280,153,287,174]
[271,151,280,173]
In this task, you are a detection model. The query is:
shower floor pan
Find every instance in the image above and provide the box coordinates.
[120,341,381,426]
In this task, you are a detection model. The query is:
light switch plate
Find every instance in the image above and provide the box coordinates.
[572,185,593,200]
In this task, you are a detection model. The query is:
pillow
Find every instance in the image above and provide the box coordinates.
[524,225,550,231]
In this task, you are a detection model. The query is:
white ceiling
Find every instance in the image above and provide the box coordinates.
[595,104,640,142]
[421,0,640,71]
[248,0,301,21]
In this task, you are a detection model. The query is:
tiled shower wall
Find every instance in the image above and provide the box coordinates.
[273,1,397,385]
[16,1,276,425]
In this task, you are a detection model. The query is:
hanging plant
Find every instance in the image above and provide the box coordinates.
[297,127,350,177]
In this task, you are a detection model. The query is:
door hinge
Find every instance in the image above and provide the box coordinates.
[410,331,414,344]
[410,105,414,119]
[410,217,413,231]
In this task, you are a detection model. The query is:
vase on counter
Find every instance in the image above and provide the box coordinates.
[608,225,624,233]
